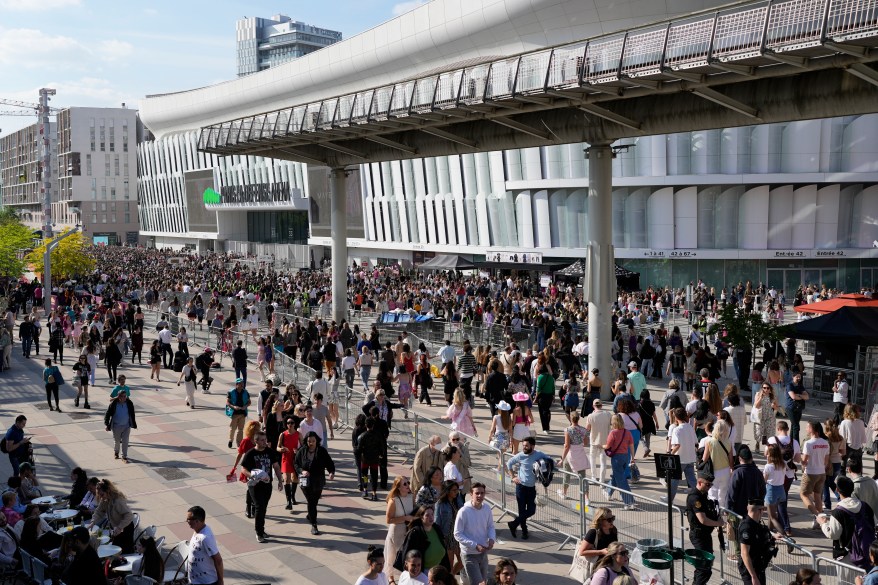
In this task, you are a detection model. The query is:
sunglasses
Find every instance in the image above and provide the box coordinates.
[605,516,616,522]
[451,438,461,442]
[617,550,630,557]
[402,482,410,486]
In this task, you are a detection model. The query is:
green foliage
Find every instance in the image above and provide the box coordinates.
[0,217,34,277]
[25,229,96,280]
[707,303,786,354]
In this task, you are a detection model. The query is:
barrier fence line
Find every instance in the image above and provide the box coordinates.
[815,555,867,585]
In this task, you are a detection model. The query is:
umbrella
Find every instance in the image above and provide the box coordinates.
[793,293,878,314]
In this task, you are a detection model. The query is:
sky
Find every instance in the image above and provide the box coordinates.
[0,0,428,135]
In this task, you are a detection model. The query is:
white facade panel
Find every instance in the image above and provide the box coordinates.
[673,186,697,248]
[791,184,817,249]
[738,185,770,249]
[767,185,794,249]
[648,187,674,249]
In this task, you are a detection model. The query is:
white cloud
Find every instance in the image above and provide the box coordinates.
[99,40,134,62]
[0,0,80,10]
[142,8,158,16]
[0,28,88,67]
[392,0,428,17]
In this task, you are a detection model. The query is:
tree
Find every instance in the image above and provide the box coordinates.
[708,303,787,392]
[0,212,35,278]
[25,229,95,280]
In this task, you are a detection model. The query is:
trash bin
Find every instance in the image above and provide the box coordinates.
[684,549,715,569]
[636,538,668,552]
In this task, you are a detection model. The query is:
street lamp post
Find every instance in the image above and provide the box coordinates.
[43,226,79,314]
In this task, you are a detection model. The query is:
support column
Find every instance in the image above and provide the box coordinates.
[330,167,348,324]
[586,144,615,401]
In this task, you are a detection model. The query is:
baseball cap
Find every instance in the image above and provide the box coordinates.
[235,377,244,384]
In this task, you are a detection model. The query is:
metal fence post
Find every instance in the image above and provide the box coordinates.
[413,413,420,451]
[580,476,588,542]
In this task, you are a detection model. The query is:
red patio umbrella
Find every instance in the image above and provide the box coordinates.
[793,293,878,314]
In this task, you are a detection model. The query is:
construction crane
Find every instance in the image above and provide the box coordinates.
[1,89,58,239]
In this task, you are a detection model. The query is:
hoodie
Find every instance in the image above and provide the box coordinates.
[821,496,874,551]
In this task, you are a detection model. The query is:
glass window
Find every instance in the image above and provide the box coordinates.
[697,260,724,289]
[671,259,698,289]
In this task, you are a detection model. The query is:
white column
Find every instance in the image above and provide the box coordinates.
[586,144,614,401]
[330,168,348,323]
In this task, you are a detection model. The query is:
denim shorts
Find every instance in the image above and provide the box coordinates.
[765,483,786,505]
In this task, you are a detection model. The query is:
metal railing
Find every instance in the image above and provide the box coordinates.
[198,0,878,152]
[815,555,867,585]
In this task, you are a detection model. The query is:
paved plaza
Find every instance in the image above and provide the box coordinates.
[0,315,845,585]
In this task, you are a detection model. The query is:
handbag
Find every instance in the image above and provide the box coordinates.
[393,526,416,571]
[749,406,761,423]
[568,551,595,585]
[629,463,641,483]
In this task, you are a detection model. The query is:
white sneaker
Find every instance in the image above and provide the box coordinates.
[542,430,549,435]
[623,505,637,511]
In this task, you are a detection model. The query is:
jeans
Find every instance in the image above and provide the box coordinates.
[511,483,537,533]
[303,480,325,526]
[361,464,379,493]
[789,402,805,445]
[235,365,247,388]
[112,424,131,458]
[160,343,173,368]
[21,337,32,357]
[248,481,273,536]
[609,454,633,505]
[462,551,489,585]
[670,462,697,502]
[360,366,371,390]
[825,462,841,508]
[778,476,793,531]
[45,383,59,408]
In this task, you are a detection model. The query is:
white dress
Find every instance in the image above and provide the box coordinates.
[384,493,413,578]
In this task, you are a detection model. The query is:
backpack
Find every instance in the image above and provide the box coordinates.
[775,436,796,470]
[0,436,7,454]
[532,457,556,488]
[564,390,580,409]
[839,505,876,569]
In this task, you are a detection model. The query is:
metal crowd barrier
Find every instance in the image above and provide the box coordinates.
[815,556,867,585]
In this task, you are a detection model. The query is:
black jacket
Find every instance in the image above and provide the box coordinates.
[401,522,451,570]
[104,398,137,430]
[726,461,766,515]
[356,429,385,465]
[294,445,336,484]
[484,371,508,405]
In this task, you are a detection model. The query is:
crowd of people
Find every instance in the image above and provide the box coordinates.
[2,245,877,585]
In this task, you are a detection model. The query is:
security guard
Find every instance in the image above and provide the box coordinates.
[686,471,724,585]
[738,499,782,585]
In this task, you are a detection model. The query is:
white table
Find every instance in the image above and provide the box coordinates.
[97,544,122,559]
[41,509,78,522]
[31,496,57,506]
[113,553,142,573]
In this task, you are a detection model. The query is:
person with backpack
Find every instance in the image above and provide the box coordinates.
[504,436,552,540]
[226,378,251,449]
[765,421,801,537]
[818,475,876,570]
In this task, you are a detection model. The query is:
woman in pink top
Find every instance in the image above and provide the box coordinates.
[603,414,635,509]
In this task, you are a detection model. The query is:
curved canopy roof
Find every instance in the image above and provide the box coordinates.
[140,0,730,138]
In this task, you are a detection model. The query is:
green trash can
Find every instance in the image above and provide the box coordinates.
[641,551,674,570]
[684,549,715,569]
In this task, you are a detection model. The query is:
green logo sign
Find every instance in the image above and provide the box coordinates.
[202,188,221,205]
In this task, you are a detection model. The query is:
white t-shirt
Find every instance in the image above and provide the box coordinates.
[444,461,464,486]
[186,525,220,585]
[834,381,849,404]
[399,571,429,585]
[802,437,830,475]
[840,419,868,449]
[671,422,699,464]
[685,399,699,416]
[355,574,390,585]
[763,462,786,486]
[341,355,357,371]
[766,435,800,479]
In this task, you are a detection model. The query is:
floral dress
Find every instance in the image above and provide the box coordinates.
[755,391,777,445]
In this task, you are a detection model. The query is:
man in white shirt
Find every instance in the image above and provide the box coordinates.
[800,420,829,528]
[454,482,496,585]
[438,340,456,366]
[306,371,330,402]
[669,408,699,502]
[158,325,174,369]
[298,405,325,443]
[833,372,849,423]
[585,400,612,483]
[186,505,224,585]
